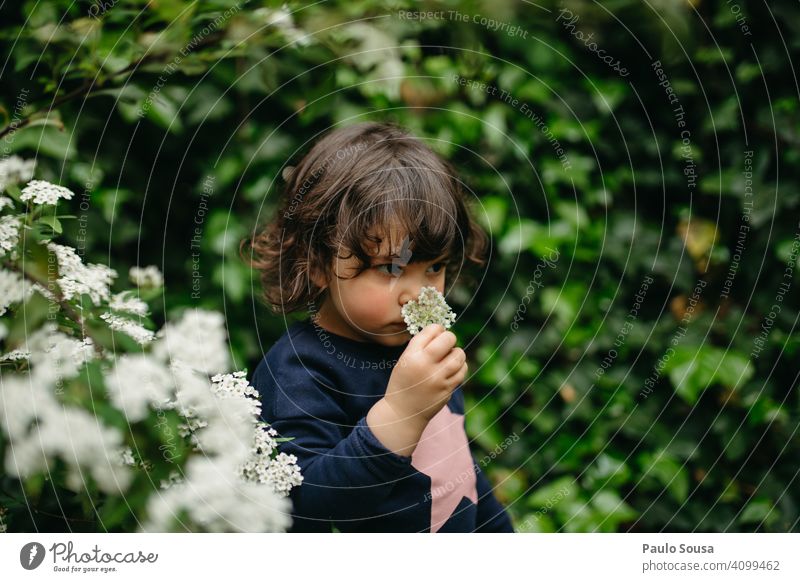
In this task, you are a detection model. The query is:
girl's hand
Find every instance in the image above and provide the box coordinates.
[367,324,467,457]
[384,323,467,423]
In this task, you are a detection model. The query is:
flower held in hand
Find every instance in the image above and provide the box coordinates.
[401,286,457,335]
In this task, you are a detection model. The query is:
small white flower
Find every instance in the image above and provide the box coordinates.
[22,323,95,384]
[0,196,14,211]
[46,242,117,304]
[262,451,304,497]
[120,447,136,466]
[129,265,163,288]
[168,368,262,461]
[153,308,230,374]
[104,354,174,422]
[0,216,21,256]
[4,430,51,478]
[100,312,156,345]
[0,267,34,315]
[210,371,261,418]
[109,290,149,316]
[167,360,215,421]
[20,179,75,205]
[158,470,185,490]
[36,404,132,494]
[0,156,36,191]
[0,371,59,440]
[255,4,311,47]
[401,286,457,335]
[190,395,254,464]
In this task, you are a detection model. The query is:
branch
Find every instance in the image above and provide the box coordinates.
[0,30,230,141]
[3,259,106,358]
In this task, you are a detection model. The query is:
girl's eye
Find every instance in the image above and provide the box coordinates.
[374,261,447,277]
[427,262,447,275]
[376,263,403,277]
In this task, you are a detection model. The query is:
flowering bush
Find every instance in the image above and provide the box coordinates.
[0,160,301,532]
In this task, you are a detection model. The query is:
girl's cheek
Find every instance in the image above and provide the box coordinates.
[353,279,393,316]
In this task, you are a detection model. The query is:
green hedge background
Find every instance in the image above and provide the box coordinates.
[1,0,798,531]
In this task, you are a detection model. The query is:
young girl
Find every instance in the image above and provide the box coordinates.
[240,121,513,533]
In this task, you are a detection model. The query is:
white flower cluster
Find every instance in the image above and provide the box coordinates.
[100,312,155,345]
[0,373,132,494]
[0,156,36,191]
[153,308,230,375]
[140,456,292,533]
[100,287,156,347]
[19,179,75,205]
[47,242,117,304]
[192,398,254,461]
[238,424,303,497]
[255,4,311,47]
[104,355,173,422]
[210,370,262,418]
[102,309,231,425]
[139,367,300,532]
[0,322,94,378]
[0,324,130,495]
[23,323,96,385]
[0,268,34,315]
[0,196,14,211]
[0,349,30,362]
[129,265,163,288]
[109,290,149,316]
[0,215,21,256]
[167,365,255,463]
[401,285,458,335]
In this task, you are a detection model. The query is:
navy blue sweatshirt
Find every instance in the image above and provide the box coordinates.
[250,317,514,533]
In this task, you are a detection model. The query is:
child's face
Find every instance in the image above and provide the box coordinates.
[314,226,448,347]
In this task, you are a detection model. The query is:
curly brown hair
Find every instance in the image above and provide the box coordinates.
[239,121,489,315]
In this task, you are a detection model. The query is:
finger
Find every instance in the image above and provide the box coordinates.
[442,348,466,376]
[408,323,444,350]
[445,361,468,386]
[425,330,457,361]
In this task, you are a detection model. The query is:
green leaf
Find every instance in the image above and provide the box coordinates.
[639,450,690,504]
[665,346,753,404]
[591,490,638,524]
[739,498,774,525]
[584,454,631,490]
[5,287,52,348]
[38,215,62,234]
[476,195,509,235]
[5,124,77,159]
[528,476,576,509]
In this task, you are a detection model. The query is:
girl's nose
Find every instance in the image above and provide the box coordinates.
[397,277,422,306]
[398,287,416,306]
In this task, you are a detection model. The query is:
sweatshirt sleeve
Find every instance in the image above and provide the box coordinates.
[251,354,415,531]
[473,458,515,532]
